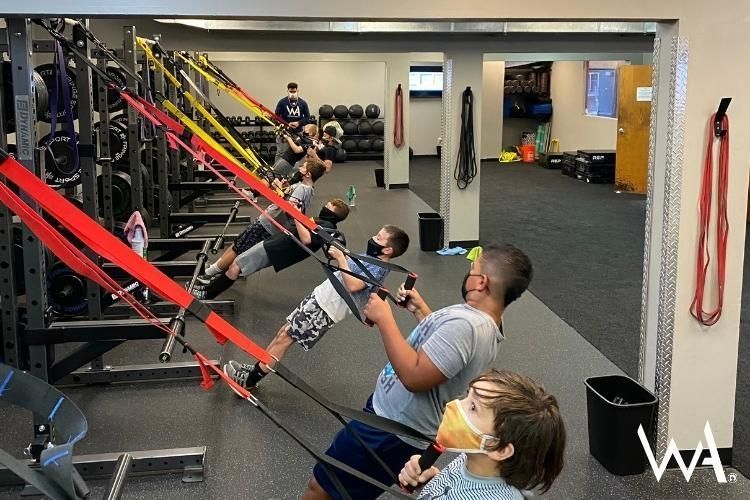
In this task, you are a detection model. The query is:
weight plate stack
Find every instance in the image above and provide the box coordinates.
[94,120,129,166]
[38,132,82,187]
[35,63,79,123]
[93,66,128,113]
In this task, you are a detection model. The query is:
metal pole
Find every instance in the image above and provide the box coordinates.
[0,26,21,368]
[102,453,133,500]
[73,21,103,326]
[153,44,171,236]
[123,26,143,215]
[96,52,115,231]
[8,16,50,428]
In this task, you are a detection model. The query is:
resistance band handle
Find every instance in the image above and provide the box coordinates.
[364,288,390,327]
[402,442,446,493]
[397,273,418,308]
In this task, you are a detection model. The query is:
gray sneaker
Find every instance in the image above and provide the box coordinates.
[190,286,208,300]
[223,360,255,396]
[196,273,214,285]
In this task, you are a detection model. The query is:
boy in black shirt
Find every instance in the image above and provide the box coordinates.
[192,199,349,300]
[308,126,341,172]
[273,124,317,177]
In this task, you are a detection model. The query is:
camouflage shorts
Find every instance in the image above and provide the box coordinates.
[286,293,335,351]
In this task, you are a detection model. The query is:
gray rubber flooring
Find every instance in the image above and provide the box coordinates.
[1,161,748,499]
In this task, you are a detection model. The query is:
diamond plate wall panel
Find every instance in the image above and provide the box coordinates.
[439,58,453,248]
[653,36,688,458]
[639,36,661,384]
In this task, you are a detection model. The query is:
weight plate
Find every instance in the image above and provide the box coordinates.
[35,63,79,123]
[93,66,128,113]
[94,120,129,166]
[47,262,87,316]
[99,170,133,220]
[38,133,82,187]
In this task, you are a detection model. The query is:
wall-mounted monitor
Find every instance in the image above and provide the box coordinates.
[409,65,443,98]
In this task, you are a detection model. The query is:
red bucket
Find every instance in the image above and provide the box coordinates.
[520,144,536,163]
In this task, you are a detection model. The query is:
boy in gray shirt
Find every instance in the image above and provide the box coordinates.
[300,244,533,500]
[198,159,326,283]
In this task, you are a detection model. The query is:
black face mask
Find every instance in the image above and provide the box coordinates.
[366,238,386,258]
[289,171,304,185]
[319,207,343,224]
[462,273,487,301]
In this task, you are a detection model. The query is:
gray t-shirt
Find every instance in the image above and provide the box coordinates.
[259,182,313,234]
[372,304,503,445]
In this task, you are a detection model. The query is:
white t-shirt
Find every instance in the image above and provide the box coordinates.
[418,454,524,500]
[313,257,388,323]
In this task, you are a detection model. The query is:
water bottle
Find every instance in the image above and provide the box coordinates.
[131,226,149,302]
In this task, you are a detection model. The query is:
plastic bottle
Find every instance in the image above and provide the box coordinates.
[131,226,146,259]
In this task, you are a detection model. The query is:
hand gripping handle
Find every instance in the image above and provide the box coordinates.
[403,442,446,493]
[364,288,390,327]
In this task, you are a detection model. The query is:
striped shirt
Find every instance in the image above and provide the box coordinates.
[418,454,524,500]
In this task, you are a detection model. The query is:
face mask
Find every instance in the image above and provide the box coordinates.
[366,238,386,257]
[288,92,298,101]
[289,171,303,185]
[461,272,472,301]
[436,399,498,454]
[319,207,343,224]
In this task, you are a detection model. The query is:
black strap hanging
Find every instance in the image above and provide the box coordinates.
[454,86,477,189]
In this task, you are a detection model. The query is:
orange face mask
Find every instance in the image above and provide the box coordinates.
[436,400,498,454]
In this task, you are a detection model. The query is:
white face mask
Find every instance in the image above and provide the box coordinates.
[288,91,298,101]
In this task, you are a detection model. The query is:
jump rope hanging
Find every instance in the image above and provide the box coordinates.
[393,83,404,148]
[690,97,731,326]
[455,86,477,189]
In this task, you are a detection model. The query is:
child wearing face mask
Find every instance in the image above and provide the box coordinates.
[191,198,350,300]
[399,369,566,499]
[224,225,410,391]
[300,245,533,500]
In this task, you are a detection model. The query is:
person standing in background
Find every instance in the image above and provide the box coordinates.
[275,82,310,161]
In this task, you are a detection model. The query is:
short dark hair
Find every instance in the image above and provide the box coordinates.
[304,159,326,182]
[479,244,532,306]
[328,198,350,220]
[383,225,409,258]
[287,82,298,90]
[471,369,566,494]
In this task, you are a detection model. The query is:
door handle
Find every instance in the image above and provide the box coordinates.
[618,128,625,134]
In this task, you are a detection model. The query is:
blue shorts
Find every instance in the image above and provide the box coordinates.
[313,396,422,500]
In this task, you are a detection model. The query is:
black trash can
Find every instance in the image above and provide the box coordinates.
[374,168,385,188]
[585,375,658,476]
[418,213,443,251]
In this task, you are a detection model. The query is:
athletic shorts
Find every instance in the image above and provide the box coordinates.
[234,242,272,278]
[313,395,422,500]
[231,221,271,254]
[285,293,335,351]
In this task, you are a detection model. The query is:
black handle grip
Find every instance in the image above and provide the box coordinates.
[364,288,390,327]
[397,273,418,308]
[403,443,445,493]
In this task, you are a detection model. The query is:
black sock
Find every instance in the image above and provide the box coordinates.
[245,362,269,387]
[203,273,236,299]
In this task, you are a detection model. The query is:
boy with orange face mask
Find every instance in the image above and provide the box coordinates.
[399,369,566,499]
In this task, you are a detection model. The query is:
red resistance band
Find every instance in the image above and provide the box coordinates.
[117,90,318,235]
[0,155,272,366]
[690,113,730,326]
[393,83,404,148]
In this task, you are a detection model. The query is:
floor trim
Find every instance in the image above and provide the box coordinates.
[387,183,409,189]
[667,447,732,469]
[450,239,479,248]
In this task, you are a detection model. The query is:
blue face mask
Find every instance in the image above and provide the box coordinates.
[366,238,386,257]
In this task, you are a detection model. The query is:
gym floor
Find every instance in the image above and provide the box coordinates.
[1,162,749,499]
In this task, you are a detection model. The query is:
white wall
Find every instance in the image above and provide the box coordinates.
[206,59,386,121]
[481,61,505,159]
[409,97,442,155]
[549,61,618,152]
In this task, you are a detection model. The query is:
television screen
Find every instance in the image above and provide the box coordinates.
[409,66,442,97]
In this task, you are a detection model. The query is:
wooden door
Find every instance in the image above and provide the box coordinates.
[615,65,653,193]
